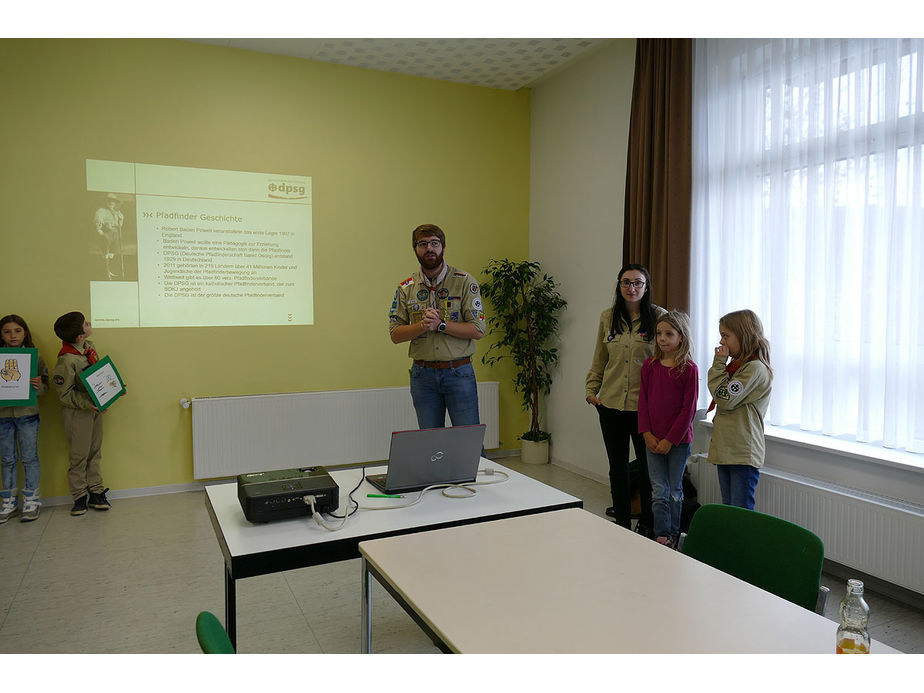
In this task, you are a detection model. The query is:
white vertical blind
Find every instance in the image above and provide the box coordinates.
[691,38,924,453]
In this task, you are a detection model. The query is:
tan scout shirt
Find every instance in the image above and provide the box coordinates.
[53,341,97,411]
[707,353,772,468]
[388,264,486,361]
[585,306,665,411]
[0,355,48,418]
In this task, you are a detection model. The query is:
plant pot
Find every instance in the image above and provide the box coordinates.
[520,438,549,465]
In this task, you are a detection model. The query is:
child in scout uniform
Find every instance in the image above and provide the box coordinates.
[52,311,111,516]
[706,309,773,510]
[0,314,49,523]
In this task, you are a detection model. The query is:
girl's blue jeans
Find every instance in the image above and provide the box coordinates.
[0,414,40,494]
[647,442,690,538]
[716,463,760,510]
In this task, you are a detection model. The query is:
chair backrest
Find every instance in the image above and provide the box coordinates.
[196,611,235,654]
[680,504,824,612]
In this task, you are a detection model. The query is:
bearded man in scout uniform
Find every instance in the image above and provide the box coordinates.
[389,224,486,429]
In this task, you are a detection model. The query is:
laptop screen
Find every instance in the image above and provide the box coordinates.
[371,425,486,494]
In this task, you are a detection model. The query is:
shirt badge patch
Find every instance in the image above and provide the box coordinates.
[437,288,449,299]
[453,272,467,277]
[416,288,429,302]
[727,380,744,397]
[400,276,414,288]
[716,382,730,400]
[470,283,479,294]
[477,311,485,321]
[472,298,482,310]
[53,374,64,386]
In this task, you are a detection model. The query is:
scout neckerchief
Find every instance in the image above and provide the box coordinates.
[58,341,99,366]
[707,353,756,412]
[421,263,448,310]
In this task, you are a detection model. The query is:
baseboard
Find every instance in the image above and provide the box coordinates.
[33,455,527,508]
[824,559,924,613]
[486,448,520,460]
[39,481,211,507]
[550,456,609,487]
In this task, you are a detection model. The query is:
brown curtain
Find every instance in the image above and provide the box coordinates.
[623,38,693,312]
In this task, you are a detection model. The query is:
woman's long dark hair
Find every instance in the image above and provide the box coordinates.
[609,264,656,341]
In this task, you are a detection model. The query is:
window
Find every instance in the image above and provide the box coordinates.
[691,39,924,454]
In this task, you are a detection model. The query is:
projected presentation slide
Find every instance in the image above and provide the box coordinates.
[86,159,313,327]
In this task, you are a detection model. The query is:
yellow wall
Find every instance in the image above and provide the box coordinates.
[0,38,530,496]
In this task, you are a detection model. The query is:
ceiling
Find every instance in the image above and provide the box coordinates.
[187,38,613,91]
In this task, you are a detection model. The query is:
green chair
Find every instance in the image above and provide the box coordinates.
[196,611,235,654]
[680,504,826,613]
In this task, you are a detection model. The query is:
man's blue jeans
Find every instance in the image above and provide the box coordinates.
[716,464,761,510]
[409,361,480,430]
[647,442,690,538]
[0,414,41,494]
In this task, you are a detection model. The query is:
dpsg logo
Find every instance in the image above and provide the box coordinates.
[431,451,445,462]
[268,180,307,200]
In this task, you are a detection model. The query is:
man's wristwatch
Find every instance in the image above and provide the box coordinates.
[437,321,447,333]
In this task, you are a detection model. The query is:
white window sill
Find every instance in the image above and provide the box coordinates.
[695,415,924,476]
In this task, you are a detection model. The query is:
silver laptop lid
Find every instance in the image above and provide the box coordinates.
[382,425,486,493]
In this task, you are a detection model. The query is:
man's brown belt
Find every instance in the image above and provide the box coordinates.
[413,356,472,369]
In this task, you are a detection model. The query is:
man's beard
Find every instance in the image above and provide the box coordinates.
[419,249,444,272]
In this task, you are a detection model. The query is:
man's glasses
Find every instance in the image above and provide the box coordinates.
[415,240,442,249]
[620,279,646,289]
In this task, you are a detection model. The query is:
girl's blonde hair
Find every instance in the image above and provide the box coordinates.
[720,309,773,378]
[653,310,694,375]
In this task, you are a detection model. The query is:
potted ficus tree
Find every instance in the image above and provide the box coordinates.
[480,259,567,464]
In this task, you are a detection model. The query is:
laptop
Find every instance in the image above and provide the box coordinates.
[366,424,486,494]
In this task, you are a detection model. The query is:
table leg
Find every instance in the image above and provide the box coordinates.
[361,557,373,653]
[225,565,237,652]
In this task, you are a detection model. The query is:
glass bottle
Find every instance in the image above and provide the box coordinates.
[835,578,870,654]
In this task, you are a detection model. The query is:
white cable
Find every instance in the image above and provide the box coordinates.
[305,494,353,532]
[357,468,510,511]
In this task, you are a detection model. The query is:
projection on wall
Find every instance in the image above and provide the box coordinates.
[86,159,313,327]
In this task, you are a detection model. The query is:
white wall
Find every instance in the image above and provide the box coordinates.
[529,39,637,484]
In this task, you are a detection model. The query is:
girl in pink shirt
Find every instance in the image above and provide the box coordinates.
[638,311,699,548]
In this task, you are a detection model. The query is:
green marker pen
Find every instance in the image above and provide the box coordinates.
[367,493,405,499]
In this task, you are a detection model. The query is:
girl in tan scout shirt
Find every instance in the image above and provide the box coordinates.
[707,309,773,510]
[586,265,665,533]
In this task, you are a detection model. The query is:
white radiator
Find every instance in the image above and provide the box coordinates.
[687,455,924,595]
[191,381,499,480]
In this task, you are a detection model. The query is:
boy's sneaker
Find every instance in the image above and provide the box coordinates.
[20,493,41,523]
[70,495,89,516]
[88,488,111,511]
[0,494,19,524]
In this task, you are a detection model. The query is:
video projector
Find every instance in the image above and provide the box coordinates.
[237,466,340,523]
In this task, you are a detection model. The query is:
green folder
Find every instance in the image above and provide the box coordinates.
[78,355,126,412]
[0,347,38,407]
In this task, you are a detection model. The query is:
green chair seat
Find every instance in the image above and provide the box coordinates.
[196,610,235,654]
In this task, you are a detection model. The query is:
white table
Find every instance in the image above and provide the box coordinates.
[358,508,903,654]
[204,459,582,650]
